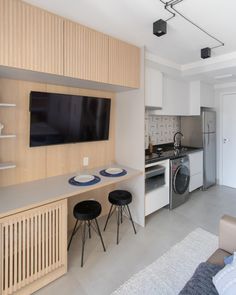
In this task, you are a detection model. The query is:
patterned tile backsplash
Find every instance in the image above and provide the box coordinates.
[145,112,181,148]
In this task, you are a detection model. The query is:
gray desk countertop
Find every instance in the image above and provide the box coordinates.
[0,164,142,218]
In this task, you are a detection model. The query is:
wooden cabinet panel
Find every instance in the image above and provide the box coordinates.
[0,199,67,295]
[64,20,109,83]
[0,0,140,88]
[0,0,63,74]
[108,37,140,88]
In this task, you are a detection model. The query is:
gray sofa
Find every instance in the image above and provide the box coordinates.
[208,215,236,265]
[179,215,236,294]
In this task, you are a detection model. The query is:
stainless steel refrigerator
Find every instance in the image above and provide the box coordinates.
[181,110,216,189]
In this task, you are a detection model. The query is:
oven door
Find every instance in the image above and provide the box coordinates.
[173,164,190,195]
[145,165,165,193]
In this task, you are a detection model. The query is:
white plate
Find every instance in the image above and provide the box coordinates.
[74,174,95,183]
[105,167,123,175]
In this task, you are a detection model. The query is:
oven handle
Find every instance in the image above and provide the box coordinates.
[145,166,165,179]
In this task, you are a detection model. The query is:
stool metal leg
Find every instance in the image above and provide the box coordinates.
[103,204,113,231]
[126,205,137,234]
[120,206,123,224]
[94,218,106,252]
[67,219,78,251]
[117,206,120,244]
[81,221,87,267]
[88,221,91,239]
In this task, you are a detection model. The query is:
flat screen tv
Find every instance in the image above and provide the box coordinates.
[29,91,111,147]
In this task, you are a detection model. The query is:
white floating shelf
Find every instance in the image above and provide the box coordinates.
[0,162,16,170]
[0,103,16,107]
[0,134,16,138]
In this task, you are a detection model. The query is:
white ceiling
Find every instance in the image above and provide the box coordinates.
[24,0,236,65]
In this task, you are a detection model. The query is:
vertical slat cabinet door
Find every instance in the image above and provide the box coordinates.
[9,222,13,294]
[108,37,140,88]
[0,224,3,295]
[0,199,67,295]
[64,20,109,83]
[22,2,64,74]
[0,0,63,75]
[0,0,23,68]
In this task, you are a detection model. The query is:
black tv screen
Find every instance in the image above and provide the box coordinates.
[29,91,111,147]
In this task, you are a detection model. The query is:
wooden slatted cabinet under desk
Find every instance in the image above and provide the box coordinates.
[0,199,67,295]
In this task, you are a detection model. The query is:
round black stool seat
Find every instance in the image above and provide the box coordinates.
[108,190,132,206]
[73,200,101,221]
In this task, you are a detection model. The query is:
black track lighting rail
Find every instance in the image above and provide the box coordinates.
[159,0,224,50]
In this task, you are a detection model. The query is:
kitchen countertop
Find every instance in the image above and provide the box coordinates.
[0,164,142,219]
[145,146,203,165]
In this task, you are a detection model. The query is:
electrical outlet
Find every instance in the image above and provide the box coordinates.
[83,157,89,167]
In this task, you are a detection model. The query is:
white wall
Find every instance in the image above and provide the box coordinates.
[115,47,145,227]
[214,85,236,184]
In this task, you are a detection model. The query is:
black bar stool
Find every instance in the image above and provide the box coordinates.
[67,200,106,267]
[103,190,137,244]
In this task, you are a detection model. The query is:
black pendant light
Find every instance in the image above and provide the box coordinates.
[153,19,167,37]
[201,47,211,59]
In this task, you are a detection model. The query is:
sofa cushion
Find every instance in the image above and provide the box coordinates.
[213,252,236,295]
[224,255,234,265]
[207,249,230,266]
[179,262,223,295]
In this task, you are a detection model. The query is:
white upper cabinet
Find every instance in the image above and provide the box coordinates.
[200,82,214,108]
[189,81,215,115]
[145,66,163,109]
[154,76,190,116]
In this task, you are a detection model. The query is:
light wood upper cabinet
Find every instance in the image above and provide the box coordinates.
[64,20,109,83]
[108,37,140,88]
[0,0,140,88]
[0,0,63,75]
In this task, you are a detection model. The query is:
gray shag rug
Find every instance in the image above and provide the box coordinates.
[112,228,218,295]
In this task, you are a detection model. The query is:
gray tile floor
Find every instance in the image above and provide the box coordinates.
[36,185,236,295]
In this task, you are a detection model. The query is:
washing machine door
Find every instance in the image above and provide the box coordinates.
[173,165,190,195]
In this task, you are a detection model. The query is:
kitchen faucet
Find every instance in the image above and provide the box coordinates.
[173,132,184,149]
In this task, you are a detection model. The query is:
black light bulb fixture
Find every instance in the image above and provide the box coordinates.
[153,19,167,37]
[201,47,211,59]
[154,0,224,59]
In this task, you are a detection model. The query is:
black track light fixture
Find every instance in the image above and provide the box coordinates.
[154,0,224,59]
[201,47,211,59]
[153,19,167,37]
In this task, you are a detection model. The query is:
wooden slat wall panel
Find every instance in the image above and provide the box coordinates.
[64,20,109,83]
[0,225,3,294]
[0,0,63,75]
[108,37,140,88]
[0,199,67,295]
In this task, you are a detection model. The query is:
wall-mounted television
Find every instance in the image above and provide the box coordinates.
[29,91,111,147]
